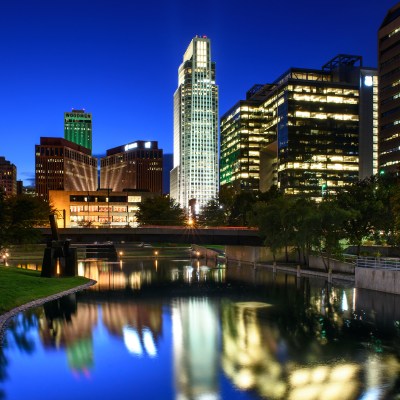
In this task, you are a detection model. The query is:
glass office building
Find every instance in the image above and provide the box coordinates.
[220,55,378,199]
[170,36,219,216]
[220,85,273,192]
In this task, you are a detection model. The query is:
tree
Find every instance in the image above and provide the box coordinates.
[249,196,294,262]
[314,199,352,272]
[197,198,227,227]
[291,197,319,267]
[336,176,386,255]
[228,191,258,226]
[135,195,186,226]
[2,195,52,244]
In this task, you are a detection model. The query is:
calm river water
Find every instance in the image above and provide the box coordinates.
[1,254,400,400]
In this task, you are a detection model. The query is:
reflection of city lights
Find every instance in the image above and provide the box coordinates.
[291,369,310,386]
[129,272,142,289]
[289,364,360,400]
[185,266,193,282]
[311,366,329,383]
[342,291,348,311]
[330,364,358,381]
[78,261,85,276]
[235,368,255,389]
[143,329,157,357]
[123,326,143,356]
[235,302,272,309]
[359,388,381,400]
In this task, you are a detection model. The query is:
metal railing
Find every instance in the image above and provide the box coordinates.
[356,256,400,270]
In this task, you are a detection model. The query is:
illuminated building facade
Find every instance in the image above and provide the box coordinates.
[0,156,17,196]
[220,85,273,192]
[35,137,98,202]
[64,109,92,152]
[378,3,400,174]
[49,189,155,227]
[170,36,219,215]
[232,54,377,199]
[100,140,163,193]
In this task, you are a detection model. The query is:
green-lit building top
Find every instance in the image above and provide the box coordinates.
[64,109,92,153]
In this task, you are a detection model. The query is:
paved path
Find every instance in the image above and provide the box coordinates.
[0,279,97,345]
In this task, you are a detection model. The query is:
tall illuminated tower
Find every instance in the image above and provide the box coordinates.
[170,36,219,216]
[64,109,92,153]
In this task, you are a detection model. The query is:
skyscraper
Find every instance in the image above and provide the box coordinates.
[378,2,400,174]
[64,109,92,153]
[170,36,219,216]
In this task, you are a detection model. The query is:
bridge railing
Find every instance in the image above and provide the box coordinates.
[356,256,400,270]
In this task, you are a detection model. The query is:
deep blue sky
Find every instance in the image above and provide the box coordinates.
[1,0,397,186]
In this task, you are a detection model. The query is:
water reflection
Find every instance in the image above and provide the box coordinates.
[2,257,400,400]
[77,258,226,291]
[172,298,220,400]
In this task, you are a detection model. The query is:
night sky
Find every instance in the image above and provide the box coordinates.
[0,0,397,186]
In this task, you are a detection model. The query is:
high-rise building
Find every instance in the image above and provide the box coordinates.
[64,109,92,153]
[100,140,163,193]
[221,55,378,199]
[0,156,17,196]
[170,36,219,216]
[35,137,98,201]
[378,2,400,174]
[220,85,272,192]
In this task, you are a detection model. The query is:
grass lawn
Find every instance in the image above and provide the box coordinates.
[0,266,90,315]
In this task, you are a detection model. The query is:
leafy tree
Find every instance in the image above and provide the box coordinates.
[0,194,51,246]
[249,196,294,262]
[136,195,186,226]
[228,191,258,226]
[335,177,385,255]
[291,197,319,267]
[374,172,400,245]
[314,199,352,272]
[197,198,227,227]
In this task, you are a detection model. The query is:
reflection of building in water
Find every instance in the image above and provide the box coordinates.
[172,298,220,400]
[101,302,162,357]
[222,301,287,398]
[39,300,98,375]
[221,299,400,400]
[78,260,154,291]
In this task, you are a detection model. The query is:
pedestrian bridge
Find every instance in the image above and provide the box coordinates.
[39,226,263,246]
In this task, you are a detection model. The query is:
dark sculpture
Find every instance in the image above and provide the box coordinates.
[41,214,78,277]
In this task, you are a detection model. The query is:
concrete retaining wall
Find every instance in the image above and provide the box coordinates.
[225,245,296,264]
[309,255,355,274]
[355,267,400,294]
[191,244,221,261]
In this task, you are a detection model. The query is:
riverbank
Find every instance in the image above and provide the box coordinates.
[0,266,96,344]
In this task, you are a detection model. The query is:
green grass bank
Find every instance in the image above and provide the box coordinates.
[0,266,89,315]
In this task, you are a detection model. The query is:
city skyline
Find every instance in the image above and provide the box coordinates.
[0,0,397,186]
